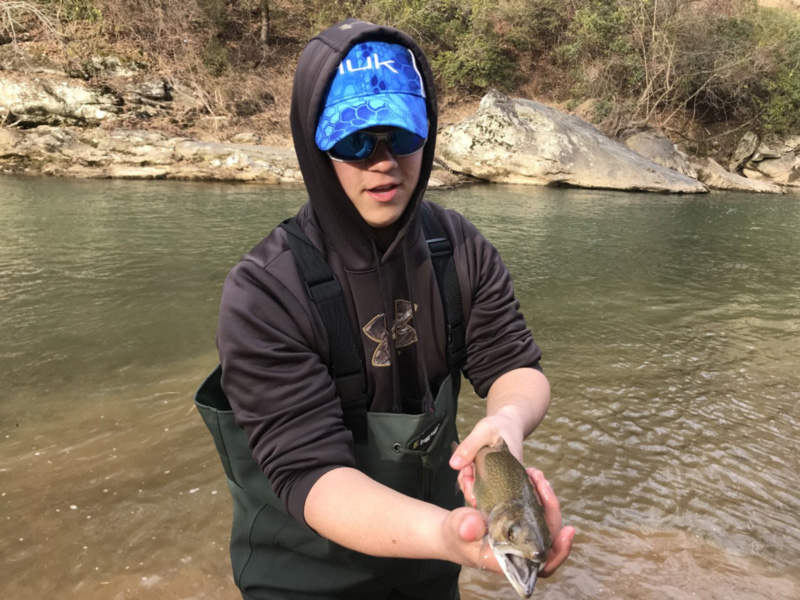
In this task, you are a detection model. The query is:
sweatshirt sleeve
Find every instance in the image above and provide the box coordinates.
[457,215,543,398]
[216,247,356,525]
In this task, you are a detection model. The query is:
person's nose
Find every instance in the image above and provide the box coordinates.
[367,140,398,171]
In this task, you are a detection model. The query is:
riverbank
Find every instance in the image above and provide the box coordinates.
[2,21,799,193]
[2,86,797,193]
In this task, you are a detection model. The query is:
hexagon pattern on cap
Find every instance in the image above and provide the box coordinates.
[315,41,428,151]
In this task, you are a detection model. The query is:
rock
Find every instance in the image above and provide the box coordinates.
[173,141,301,182]
[106,165,169,179]
[429,161,468,189]
[0,126,74,172]
[0,125,303,183]
[0,126,21,154]
[729,131,759,172]
[0,73,121,126]
[229,132,263,145]
[437,90,707,193]
[743,135,800,188]
[135,78,171,101]
[621,128,698,179]
[87,56,140,79]
[693,157,783,193]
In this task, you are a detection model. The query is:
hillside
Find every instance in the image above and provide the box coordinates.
[1,0,800,163]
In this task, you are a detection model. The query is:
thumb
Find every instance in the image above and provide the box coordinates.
[449,430,486,470]
[451,506,486,542]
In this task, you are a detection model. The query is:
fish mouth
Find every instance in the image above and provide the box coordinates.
[489,542,542,598]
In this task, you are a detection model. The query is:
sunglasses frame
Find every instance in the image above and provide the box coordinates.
[327,129,427,163]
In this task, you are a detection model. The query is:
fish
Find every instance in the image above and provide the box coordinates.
[473,439,552,598]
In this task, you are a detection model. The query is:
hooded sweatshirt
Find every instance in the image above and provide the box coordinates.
[216,19,542,526]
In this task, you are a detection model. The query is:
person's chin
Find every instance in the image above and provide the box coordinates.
[365,207,404,229]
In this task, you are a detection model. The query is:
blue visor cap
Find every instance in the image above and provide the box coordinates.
[315,41,428,152]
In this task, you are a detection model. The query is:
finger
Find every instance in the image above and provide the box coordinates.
[457,463,475,485]
[449,438,478,470]
[529,468,563,534]
[458,462,475,482]
[539,525,575,577]
[458,467,477,507]
[449,422,496,470]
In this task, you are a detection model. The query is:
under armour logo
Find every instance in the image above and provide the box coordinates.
[363,300,418,367]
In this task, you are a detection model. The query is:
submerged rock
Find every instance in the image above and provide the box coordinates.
[437,91,707,193]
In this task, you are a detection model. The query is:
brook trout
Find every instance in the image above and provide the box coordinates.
[473,439,552,598]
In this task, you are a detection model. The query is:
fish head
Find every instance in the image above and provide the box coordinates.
[486,501,550,598]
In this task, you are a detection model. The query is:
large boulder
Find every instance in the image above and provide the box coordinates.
[742,135,800,189]
[437,90,707,193]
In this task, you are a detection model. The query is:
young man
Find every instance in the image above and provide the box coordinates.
[215,18,573,600]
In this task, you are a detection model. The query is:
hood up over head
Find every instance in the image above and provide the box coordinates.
[290,19,438,267]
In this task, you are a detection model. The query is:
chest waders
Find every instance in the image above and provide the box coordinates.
[195,206,468,599]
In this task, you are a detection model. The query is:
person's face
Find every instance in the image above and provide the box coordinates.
[331,127,423,235]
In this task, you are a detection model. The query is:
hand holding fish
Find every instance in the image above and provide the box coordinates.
[451,437,575,596]
[447,368,573,595]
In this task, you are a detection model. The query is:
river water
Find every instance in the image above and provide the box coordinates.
[1,176,798,600]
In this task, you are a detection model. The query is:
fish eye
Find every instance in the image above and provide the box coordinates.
[507,524,520,542]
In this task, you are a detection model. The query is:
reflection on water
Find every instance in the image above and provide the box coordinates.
[1,176,799,599]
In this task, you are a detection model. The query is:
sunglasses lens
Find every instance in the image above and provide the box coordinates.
[389,130,426,156]
[329,131,376,161]
[329,129,426,162]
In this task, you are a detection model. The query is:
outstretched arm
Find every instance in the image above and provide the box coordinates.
[304,466,504,572]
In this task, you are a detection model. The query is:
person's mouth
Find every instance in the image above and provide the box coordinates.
[366,182,399,202]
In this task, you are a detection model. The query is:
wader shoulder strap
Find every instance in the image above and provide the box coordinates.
[278,209,465,441]
[280,218,369,443]
[419,204,467,373]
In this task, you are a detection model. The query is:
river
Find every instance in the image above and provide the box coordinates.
[1,176,798,599]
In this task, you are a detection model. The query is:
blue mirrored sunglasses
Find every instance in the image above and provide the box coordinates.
[328,128,427,162]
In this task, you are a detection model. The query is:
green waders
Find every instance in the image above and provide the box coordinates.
[195,367,463,599]
[196,205,467,599]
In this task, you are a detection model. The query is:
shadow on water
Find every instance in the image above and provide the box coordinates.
[1,177,799,599]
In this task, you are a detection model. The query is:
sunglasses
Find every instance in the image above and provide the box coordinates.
[328,128,427,162]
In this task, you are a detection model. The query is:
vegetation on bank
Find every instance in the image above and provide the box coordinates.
[2,0,800,146]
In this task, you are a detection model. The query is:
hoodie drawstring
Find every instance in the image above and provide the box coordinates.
[403,236,436,414]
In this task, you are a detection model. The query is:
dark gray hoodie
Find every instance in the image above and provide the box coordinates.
[216,18,541,526]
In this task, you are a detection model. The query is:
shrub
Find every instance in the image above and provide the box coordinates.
[754,8,800,133]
